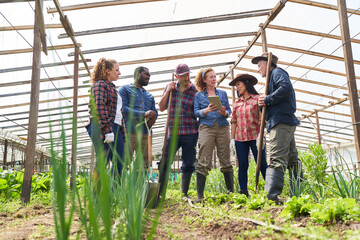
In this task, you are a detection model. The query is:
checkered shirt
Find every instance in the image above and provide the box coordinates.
[87,79,125,140]
[163,82,198,136]
[231,94,261,141]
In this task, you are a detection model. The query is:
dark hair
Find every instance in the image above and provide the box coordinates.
[134,66,149,80]
[237,79,259,98]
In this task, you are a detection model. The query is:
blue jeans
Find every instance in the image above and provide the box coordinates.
[163,133,198,173]
[235,140,267,191]
[86,120,124,177]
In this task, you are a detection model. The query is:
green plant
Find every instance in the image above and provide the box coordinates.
[280,195,314,220]
[246,191,269,210]
[232,193,248,209]
[330,153,359,200]
[300,142,328,184]
[50,127,75,240]
[310,198,360,224]
[297,143,332,200]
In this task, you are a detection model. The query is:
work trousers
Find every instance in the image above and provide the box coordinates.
[128,133,149,168]
[268,123,300,172]
[196,123,233,176]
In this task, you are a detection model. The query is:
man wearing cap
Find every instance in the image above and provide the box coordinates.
[158,63,198,198]
[252,53,302,203]
[119,66,158,169]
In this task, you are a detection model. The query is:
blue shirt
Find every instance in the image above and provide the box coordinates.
[119,83,158,134]
[194,88,231,127]
[264,67,300,132]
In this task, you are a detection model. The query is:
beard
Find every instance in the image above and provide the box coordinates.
[138,77,149,86]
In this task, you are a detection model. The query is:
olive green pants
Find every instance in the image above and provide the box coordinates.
[268,123,301,172]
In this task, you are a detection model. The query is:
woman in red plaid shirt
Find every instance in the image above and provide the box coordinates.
[229,74,268,198]
[86,58,124,179]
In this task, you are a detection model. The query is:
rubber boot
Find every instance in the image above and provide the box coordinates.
[196,173,206,201]
[288,162,304,197]
[264,168,284,204]
[223,172,234,193]
[181,172,192,198]
[240,189,250,198]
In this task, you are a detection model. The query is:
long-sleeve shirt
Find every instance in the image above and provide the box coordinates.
[264,67,300,132]
[162,82,198,136]
[232,94,261,142]
[119,83,158,134]
[87,79,119,139]
[194,88,231,127]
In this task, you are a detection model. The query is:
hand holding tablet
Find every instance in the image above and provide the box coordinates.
[208,96,223,110]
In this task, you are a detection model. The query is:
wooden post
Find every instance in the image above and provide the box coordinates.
[3,140,8,170]
[40,153,44,173]
[255,53,272,192]
[21,0,42,203]
[11,145,15,168]
[315,111,321,145]
[70,45,79,189]
[230,69,238,168]
[337,0,360,175]
[260,23,268,53]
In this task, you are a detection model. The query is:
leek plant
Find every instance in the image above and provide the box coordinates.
[330,152,359,200]
[50,125,76,240]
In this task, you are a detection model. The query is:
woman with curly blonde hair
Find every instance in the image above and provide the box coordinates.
[194,68,233,201]
[86,57,124,178]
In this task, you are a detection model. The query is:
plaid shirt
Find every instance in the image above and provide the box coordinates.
[232,94,261,142]
[87,79,125,140]
[163,82,198,136]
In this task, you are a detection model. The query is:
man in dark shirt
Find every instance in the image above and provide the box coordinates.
[252,53,303,203]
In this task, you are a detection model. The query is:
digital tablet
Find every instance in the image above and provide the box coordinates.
[208,96,223,110]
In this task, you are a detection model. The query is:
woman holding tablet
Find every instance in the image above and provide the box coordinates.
[229,74,268,198]
[194,68,233,201]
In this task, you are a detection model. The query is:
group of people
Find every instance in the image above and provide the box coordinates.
[86,52,303,203]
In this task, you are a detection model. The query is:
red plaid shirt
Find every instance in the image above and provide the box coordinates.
[87,79,125,140]
[232,94,261,141]
[163,82,198,136]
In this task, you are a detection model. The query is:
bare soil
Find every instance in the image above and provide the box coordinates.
[1,200,359,239]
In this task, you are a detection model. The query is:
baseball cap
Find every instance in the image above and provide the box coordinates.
[174,63,190,76]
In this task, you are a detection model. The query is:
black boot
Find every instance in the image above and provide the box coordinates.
[181,172,192,198]
[265,168,284,203]
[288,162,304,197]
[223,172,234,193]
[240,189,250,198]
[196,173,206,201]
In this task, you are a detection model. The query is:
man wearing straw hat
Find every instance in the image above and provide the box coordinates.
[158,63,198,199]
[119,66,158,169]
[252,53,303,203]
